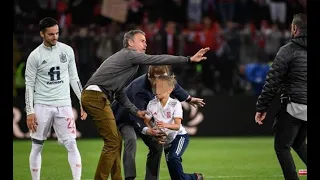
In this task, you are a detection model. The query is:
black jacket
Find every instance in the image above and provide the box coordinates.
[256,34,307,112]
[111,74,189,133]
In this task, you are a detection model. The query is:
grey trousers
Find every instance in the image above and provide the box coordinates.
[119,124,163,180]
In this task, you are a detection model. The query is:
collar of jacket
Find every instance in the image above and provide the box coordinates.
[144,74,153,90]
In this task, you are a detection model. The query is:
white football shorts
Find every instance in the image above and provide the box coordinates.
[30,104,77,141]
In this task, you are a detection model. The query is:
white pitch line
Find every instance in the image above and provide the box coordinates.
[135,175,284,179]
[83,174,284,180]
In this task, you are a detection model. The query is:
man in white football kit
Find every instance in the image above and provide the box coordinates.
[144,75,204,180]
[25,17,87,180]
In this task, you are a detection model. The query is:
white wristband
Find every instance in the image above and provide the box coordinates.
[142,127,149,135]
[179,124,184,131]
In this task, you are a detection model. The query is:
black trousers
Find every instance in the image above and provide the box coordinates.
[273,106,307,180]
[139,131,163,180]
[119,123,163,180]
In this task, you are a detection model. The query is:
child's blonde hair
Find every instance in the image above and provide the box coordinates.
[156,74,177,88]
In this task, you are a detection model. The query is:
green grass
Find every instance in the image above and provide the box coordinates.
[13,137,307,180]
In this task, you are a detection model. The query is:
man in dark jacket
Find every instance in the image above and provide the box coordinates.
[112,65,205,180]
[255,13,307,180]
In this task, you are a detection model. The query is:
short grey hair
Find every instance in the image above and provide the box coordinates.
[123,30,145,48]
[292,13,307,31]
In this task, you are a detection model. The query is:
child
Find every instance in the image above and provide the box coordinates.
[144,74,204,180]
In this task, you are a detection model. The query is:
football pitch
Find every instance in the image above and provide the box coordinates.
[13,137,307,180]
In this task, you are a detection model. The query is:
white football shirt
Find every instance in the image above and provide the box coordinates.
[146,97,187,144]
[25,42,82,115]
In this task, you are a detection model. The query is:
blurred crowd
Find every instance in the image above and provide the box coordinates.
[13,0,306,97]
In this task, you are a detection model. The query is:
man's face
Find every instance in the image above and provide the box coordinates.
[129,33,147,53]
[41,25,59,46]
[154,79,172,100]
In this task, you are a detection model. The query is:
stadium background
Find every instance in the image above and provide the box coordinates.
[13,0,307,179]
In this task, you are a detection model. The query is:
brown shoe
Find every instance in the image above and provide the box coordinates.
[195,173,204,180]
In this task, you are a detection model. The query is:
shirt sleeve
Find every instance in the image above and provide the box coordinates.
[140,101,153,135]
[128,92,151,132]
[256,46,290,112]
[171,82,189,101]
[145,102,153,119]
[68,47,83,104]
[115,88,139,115]
[129,51,189,65]
[173,101,183,119]
[25,53,38,115]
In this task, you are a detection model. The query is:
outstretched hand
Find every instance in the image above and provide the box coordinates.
[188,97,205,107]
[190,47,210,62]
